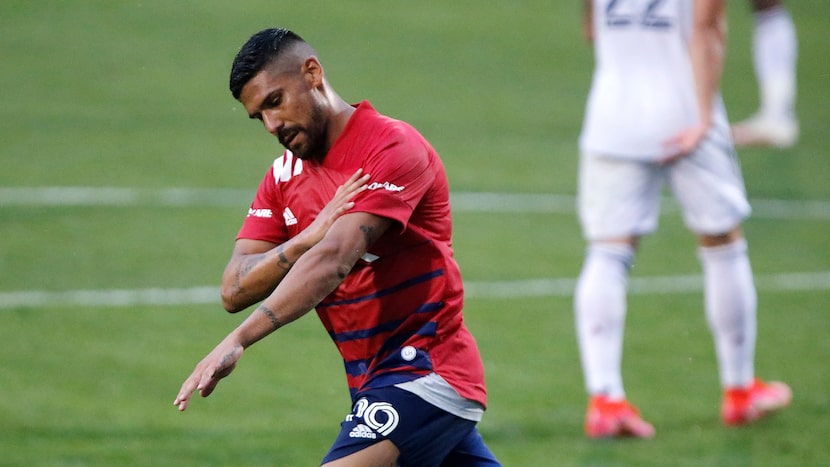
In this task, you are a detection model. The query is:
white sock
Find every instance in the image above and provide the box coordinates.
[575,243,634,399]
[753,5,798,122]
[698,239,757,389]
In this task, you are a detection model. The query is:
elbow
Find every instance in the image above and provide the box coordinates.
[222,301,244,314]
[221,300,242,314]
[220,285,245,313]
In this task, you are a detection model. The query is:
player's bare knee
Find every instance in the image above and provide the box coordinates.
[698,227,743,247]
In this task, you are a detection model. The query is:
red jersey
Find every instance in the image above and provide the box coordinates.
[237,101,487,407]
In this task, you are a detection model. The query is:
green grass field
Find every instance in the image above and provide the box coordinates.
[1,1,828,465]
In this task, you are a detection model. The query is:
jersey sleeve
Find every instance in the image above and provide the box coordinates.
[236,165,289,244]
[353,124,435,231]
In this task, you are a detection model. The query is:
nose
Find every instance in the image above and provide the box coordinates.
[261,110,283,136]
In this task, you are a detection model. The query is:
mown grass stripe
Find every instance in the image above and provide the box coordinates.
[1,187,829,219]
[1,272,828,308]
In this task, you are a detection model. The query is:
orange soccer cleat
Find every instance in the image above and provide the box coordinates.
[722,378,792,426]
[584,395,655,439]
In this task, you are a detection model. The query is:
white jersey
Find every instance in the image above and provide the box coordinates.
[579,0,731,161]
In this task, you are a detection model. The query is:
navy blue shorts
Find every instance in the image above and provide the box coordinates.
[322,385,500,466]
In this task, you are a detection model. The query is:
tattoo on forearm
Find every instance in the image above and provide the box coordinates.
[218,347,240,369]
[240,254,265,278]
[276,244,294,271]
[234,254,266,290]
[228,254,268,305]
[258,305,283,330]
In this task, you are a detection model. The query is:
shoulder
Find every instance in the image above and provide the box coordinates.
[353,101,424,144]
[346,103,433,167]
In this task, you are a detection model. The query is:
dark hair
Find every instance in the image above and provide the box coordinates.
[229,28,306,100]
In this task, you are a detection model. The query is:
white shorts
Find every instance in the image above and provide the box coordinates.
[578,141,751,240]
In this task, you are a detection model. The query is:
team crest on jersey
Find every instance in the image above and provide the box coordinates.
[349,398,400,436]
[272,150,303,184]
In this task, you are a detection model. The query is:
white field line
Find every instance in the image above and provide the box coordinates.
[1,188,827,308]
[464,271,830,298]
[0,272,828,309]
[0,187,254,207]
[1,187,830,219]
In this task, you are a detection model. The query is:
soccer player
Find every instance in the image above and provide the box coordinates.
[174,28,501,466]
[731,0,799,148]
[575,0,791,438]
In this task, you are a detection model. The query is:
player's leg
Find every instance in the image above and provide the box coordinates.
[575,240,634,402]
[671,140,790,426]
[697,229,792,425]
[732,0,799,148]
[322,440,398,467]
[575,153,660,438]
[671,136,755,395]
[439,428,501,466]
[697,229,757,392]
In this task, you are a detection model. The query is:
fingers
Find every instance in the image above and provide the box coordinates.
[335,201,355,214]
[174,342,243,412]
[661,124,707,162]
[199,376,221,398]
[336,169,370,197]
[660,132,696,164]
[173,370,217,411]
[174,376,199,411]
[345,167,364,183]
[173,363,222,411]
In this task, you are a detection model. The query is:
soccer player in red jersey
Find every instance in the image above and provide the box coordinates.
[174,28,500,466]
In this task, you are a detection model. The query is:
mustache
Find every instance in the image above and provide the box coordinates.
[277,127,300,146]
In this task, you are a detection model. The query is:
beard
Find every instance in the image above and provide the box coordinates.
[279,100,327,161]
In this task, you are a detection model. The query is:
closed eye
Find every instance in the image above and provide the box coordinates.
[248,90,283,120]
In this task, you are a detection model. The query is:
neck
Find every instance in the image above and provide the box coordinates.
[325,97,356,150]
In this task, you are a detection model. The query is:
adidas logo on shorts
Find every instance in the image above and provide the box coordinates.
[349,424,377,439]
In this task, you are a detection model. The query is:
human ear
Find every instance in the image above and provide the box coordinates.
[302,57,324,88]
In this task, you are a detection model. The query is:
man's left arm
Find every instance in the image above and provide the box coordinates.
[174,211,391,411]
[661,0,727,162]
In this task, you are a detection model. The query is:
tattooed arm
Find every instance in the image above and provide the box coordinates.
[246,211,391,328]
[174,211,391,411]
[220,169,369,313]
[220,239,309,313]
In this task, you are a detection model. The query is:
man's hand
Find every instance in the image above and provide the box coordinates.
[220,169,369,312]
[174,337,244,411]
[660,122,708,165]
[299,168,370,247]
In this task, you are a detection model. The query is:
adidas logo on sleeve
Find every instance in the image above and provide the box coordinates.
[348,424,377,439]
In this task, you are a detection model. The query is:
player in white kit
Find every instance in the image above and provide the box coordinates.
[575,0,791,439]
[731,0,799,148]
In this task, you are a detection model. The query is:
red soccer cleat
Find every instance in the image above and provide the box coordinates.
[722,378,792,426]
[585,395,655,439]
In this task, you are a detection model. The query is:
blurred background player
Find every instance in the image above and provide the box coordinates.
[731,0,799,148]
[575,0,791,439]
